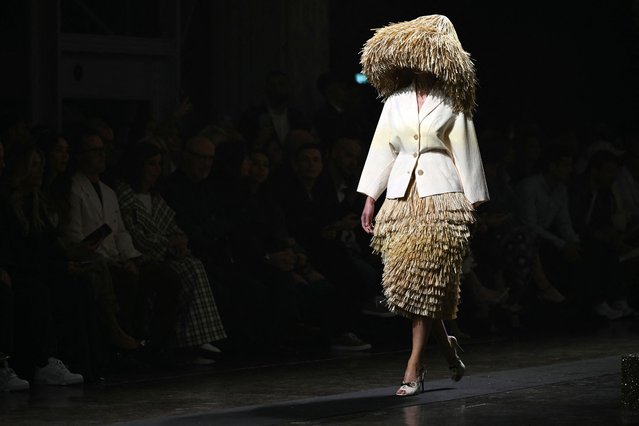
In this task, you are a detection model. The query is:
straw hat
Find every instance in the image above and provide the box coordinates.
[360,14,476,116]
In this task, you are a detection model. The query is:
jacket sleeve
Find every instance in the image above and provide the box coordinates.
[356,101,396,201]
[106,188,142,261]
[447,114,490,205]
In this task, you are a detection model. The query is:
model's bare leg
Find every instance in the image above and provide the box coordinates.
[404,316,431,380]
[396,316,432,396]
[432,320,455,364]
[432,319,466,381]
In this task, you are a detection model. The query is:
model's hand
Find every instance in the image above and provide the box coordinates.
[361,196,376,234]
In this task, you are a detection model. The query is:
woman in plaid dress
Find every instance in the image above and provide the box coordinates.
[115,142,226,361]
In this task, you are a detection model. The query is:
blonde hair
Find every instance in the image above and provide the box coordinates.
[1,144,47,234]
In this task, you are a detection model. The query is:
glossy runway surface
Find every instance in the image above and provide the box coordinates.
[2,318,639,425]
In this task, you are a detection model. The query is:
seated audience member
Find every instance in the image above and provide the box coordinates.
[162,136,229,266]
[0,138,29,391]
[514,146,581,282]
[612,137,639,237]
[162,135,260,353]
[473,136,565,314]
[514,144,624,320]
[115,142,227,364]
[233,148,371,351]
[0,143,84,386]
[267,129,318,194]
[237,70,309,150]
[312,71,367,151]
[570,149,637,318]
[85,118,120,186]
[271,142,374,349]
[36,129,139,360]
[322,136,392,317]
[63,129,181,354]
[0,268,28,391]
[145,96,193,173]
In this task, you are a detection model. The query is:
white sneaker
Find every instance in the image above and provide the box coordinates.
[199,343,222,353]
[191,356,216,366]
[593,301,624,320]
[330,332,372,351]
[34,357,83,386]
[0,362,29,391]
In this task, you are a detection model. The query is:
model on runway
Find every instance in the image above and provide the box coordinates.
[357,14,489,396]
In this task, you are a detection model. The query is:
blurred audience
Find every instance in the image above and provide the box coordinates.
[1,68,637,384]
[570,149,638,319]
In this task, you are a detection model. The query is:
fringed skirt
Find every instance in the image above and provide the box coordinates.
[371,180,475,320]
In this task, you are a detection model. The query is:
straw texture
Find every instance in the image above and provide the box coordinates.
[360,14,476,116]
[371,180,475,319]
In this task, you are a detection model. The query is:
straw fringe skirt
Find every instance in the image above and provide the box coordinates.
[371,180,475,320]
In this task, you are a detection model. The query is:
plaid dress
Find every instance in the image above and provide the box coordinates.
[116,182,226,347]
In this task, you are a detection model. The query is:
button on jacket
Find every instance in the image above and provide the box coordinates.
[357,85,489,205]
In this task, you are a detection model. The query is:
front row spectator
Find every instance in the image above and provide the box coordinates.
[63,129,181,355]
[115,142,227,364]
[0,143,83,389]
[570,149,638,319]
[1,138,29,391]
[35,130,140,352]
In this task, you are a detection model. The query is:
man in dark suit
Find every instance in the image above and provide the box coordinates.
[238,70,309,149]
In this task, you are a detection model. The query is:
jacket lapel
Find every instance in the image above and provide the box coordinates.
[418,91,444,123]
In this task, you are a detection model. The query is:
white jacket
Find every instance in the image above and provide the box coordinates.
[64,172,141,261]
[357,85,489,204]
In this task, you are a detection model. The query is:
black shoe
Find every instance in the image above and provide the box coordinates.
[361,296,396,318]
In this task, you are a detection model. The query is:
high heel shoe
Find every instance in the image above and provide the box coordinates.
[448,336,466,382]
[396,367,426,396]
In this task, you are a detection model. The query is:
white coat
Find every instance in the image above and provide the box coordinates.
[64,172,142,261]
[357,85,489,205]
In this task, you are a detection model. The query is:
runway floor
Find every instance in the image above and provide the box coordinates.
[2,312,639,425]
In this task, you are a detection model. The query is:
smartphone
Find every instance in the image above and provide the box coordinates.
[82,223,112,246]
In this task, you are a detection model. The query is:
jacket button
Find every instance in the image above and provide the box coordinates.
[417,170,424,176]
[413,134,418,140]
[413,152,418,158]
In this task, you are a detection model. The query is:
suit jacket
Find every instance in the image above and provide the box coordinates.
[357,85,489,204]
[63,173,141,261]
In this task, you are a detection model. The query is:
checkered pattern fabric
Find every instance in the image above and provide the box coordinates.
[116,182,226,347]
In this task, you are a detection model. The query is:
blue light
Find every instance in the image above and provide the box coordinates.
[355,73,368,84]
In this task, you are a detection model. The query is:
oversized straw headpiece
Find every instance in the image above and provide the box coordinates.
[360,14,477,116]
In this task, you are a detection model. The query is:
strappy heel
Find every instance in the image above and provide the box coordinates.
[396,367,426,396]
[448,336,466,382]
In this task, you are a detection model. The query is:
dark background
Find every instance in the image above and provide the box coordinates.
[0,0,637,141]
[329,0,639,135]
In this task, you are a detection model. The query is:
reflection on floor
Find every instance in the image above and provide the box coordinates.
[2,314,639,425]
